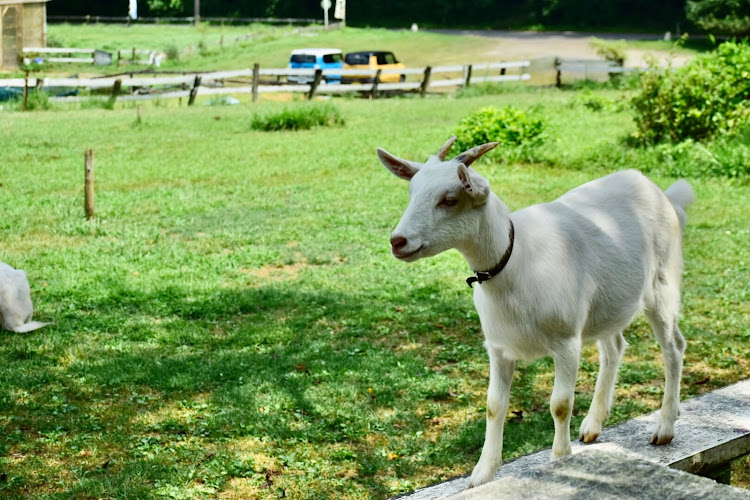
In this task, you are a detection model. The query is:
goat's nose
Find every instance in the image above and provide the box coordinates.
[390,235,408,251]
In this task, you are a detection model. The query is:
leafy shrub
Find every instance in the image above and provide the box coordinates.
[164,44,180,61]
[571,90,626,112]
[686,0,750,37]
[250,102,344,131]
[589,37,627,66]
[452,106,545,155]
[651,126,750,179]
[6,90,50,111]
[631,40,750,144]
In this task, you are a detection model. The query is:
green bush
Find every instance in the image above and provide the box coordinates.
[686,0,750,37]
[6,90,50,111]
[571,90,627,112]
[452,106,545,156]
[590,37,627,66]
[250,102,344,131]
[631,40,750,144]
[651,126,750,179]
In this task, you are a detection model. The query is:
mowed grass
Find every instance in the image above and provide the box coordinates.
[5,23,708,78]
[0,89,748,499]
[35,24,506,74]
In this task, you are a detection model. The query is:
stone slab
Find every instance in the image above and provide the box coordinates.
[450,449,750,500]
[394,378,750,499]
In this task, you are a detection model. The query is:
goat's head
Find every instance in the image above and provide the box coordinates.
[378,136,498,261]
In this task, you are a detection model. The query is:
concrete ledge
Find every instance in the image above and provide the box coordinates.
[451,449,750,500]
[395,378,750,499]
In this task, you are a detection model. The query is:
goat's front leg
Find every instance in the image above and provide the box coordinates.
[468,345,515,488]
[550,338,581,460]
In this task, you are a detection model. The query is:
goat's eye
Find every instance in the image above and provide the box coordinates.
[439,196,458,207]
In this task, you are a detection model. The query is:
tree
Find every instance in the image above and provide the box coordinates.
[686,0,750,37]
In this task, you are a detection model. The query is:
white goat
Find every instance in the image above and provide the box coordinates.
[377,137,694,488]
[0,261,51,333]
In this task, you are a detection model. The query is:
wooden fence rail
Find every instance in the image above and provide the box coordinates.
[554,57,637,87]
[0,60,531,103]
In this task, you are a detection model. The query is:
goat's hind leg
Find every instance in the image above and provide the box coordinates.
[645,282,686,445]
[579,332,627,443]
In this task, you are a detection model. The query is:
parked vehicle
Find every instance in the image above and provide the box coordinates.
[342,51,406,84]
[287,48,343,84]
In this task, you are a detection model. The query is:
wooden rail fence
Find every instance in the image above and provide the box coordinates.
[0,60,531,104]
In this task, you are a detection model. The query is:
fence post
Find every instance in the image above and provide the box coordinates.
[307,69,322,100]
[370,69,382,98]
[110,79,122,105]
[252,63,259,103]
[84,149,95,220]
[463,64,472,88]
[555,57,562,88]
[188,76,202,105]
[420,66,432,97]
[132,47,136,63]
[23,71,29,110]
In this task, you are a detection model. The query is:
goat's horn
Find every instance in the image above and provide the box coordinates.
[436,136,458,161]
[453,142,499,167]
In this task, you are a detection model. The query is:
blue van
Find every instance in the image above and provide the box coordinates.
[288,48,343,84]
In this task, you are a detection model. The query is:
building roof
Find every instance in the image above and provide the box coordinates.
[290,48,342,56]
[0,0,50,5]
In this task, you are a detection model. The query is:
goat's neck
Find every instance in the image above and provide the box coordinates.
[457,195,514,273]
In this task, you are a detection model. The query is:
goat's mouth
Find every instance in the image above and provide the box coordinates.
[393,244,424,261]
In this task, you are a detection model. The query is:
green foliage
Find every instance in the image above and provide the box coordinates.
[456,82,533,98]
[651,126,750,179]
[6,90,50,111]
[164,44,180,61]
[631,40,750,145]
[250,102,344,131]
[453,106,545,156]
[571,90,627,112]
[589,37,627,66]
[686,0,750,37]
[147,0,184,15]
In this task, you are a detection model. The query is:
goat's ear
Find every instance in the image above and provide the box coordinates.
[377,148,422,181]
[457,164,490,205]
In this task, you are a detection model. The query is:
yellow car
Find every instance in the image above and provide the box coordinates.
[342,51,406,84]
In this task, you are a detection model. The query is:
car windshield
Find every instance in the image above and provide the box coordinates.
[323,53,343,64]
[290,54,316,64]
[345,53,370,65]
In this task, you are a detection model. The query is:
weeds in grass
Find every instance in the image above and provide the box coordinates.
[251,102,345,131]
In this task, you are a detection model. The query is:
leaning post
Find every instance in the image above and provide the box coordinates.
[188,76,202,105]
[463,64,473,88]
[307,69,323,100]
[84,150,95,219]
[419,66,432,97]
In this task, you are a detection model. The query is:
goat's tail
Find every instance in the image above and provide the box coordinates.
[665,179,695,230]
[10,321,52,333]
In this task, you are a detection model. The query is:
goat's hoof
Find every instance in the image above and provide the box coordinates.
[467,462,499,489]
[579,417,602,443]
[650,422,675,445]
[550,445,572,461]
[650,432,674,445]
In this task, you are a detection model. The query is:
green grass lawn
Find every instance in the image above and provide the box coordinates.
[1,88,748,498]
[1,23,708,79]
